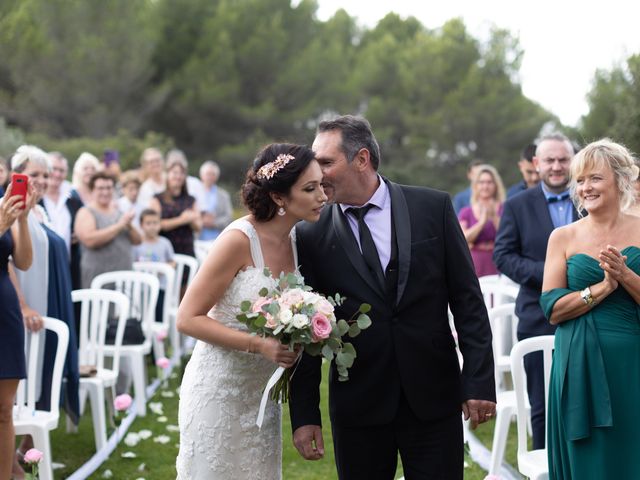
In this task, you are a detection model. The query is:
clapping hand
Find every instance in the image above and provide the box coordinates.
[599,245,628,286]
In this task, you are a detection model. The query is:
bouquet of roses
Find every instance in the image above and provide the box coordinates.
[237,269,371,407]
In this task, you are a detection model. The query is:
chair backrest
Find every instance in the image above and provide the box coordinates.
[71,288,130,374]
[488,303,519,391]
[194,240,213,266]
[15,317,69,417]
[90,270,160,339]
[510,335,555,457]
[174,253,199,293]
[479,275,520,309]
[133,261,176,327]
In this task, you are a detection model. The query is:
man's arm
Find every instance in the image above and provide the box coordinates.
[493,200,545,289]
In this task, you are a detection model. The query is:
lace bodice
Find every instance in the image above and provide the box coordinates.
[177,218,296,479]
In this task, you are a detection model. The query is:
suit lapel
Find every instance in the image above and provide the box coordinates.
[531,185,555,237]
[331,204,386,300]
[385,180,411,306]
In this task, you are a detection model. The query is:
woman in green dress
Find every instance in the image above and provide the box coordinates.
[540,138,640,479]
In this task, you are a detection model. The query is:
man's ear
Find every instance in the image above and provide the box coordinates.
[353,147,371,172]
[532,156,540,173]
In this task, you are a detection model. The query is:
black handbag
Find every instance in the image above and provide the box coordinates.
[105,317,146,345]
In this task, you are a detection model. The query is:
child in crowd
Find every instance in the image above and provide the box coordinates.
[133,209,176,323]
[117,170,143,229]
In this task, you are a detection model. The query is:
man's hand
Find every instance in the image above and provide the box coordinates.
[293,425,324,460]
[462,399,497,430]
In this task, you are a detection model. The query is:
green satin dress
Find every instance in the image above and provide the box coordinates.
[540,246,640,480]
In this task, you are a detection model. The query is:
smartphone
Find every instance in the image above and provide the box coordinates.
[10,173,28,208]
[103,149,120,168]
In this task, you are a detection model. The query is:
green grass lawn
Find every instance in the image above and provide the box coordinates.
[44,359,516,479]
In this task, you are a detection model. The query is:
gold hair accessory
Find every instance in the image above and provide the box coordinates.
[257,154,295,180]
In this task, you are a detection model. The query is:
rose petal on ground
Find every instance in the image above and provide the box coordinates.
[137,429,152,440]
[153,435,171,444]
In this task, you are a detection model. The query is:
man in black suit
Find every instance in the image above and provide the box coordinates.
[290,115,496,479]
[494,133,577,449]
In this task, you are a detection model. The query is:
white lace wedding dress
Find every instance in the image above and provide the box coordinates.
[176,219,296,479]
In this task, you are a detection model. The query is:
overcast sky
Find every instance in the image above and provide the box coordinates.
[315,0,640,126]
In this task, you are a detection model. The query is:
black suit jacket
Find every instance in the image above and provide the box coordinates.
[493,184,579,336]
[289,180,495,429]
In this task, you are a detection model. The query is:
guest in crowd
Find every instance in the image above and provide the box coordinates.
[149,156,201,259]
[0,156,8,195]
[9,145,80,470]
[42,151,83,290]
[138,147,166,208]
[507,143,539,198]
[458,164,505,276]
[71,152,101,205]
[166,148,205,208]
[102,149,122,179]
[133,208,176,323]
[0,175,34,480]
[494,133,577,449]
[541,139,640,479]
[75,172,141,289]
[452,159,483,213]
[626,174,640,216]
[117,170,144,229]
[198,160,233,241]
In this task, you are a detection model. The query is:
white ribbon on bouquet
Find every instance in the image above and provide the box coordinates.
[256,366,286,428]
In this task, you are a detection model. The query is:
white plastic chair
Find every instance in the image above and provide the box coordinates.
[133,261,176,360]
[91,270,159,416]
[479,274,520,310]
[71,288,129,452]
[171,254,199,357]
[510,335,555,480]
[486,303,524,476]
[194,239,214,267]
[14,317,69,480]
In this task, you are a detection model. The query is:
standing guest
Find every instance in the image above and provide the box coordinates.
[9,145,80,468]
[75,172,142,289]
[290,115,495,479]
[166,149,206,208]
[133,208,175,323]
[626,175,640,216]
[199,160,233,241]
[71,152,101,205]
[0,156,8,195]
[540,139,640,479]
[458,164,505,277]
[102,149,122,179]
[507,143,540,198]
[0,178,34,480]
[452,160,483,214]
[117,170,144,229]
[493,133,578,449]
[138,147,166,208]
[42,151,83,290]
[149,156,201,259]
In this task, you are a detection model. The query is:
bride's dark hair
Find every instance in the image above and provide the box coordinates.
[241,143,316,221]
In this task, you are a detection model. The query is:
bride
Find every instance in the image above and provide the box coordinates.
[176,143,327,479]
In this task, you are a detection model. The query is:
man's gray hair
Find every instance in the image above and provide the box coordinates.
[200,160,220,178]
[11,145,51,173]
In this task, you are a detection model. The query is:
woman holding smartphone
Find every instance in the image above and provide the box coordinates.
[0,176,35,480]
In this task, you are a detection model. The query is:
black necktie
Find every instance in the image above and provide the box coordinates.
[548,192,570,203]
[347,205,385,289]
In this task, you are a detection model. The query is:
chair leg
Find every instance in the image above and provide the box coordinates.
[87,384,107,452]
[169,315,182,361]
[131,353,147,416]
[489,405,515,475]
[31,428,53,480]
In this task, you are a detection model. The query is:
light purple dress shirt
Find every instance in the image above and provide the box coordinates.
[340,176,392,271]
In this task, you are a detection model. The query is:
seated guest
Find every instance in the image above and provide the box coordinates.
[458,164,505,277]
[507,143,539,198]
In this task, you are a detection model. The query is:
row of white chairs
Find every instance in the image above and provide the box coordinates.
[14,253,201,479]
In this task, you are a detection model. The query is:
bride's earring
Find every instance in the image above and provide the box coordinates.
[277,206,286,216]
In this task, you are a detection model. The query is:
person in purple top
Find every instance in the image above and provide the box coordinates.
[458,164,505,277]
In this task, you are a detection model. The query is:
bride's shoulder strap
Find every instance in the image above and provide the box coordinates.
[220,218,263,267]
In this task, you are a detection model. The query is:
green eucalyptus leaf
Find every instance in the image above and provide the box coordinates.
[342,342,356,356]
[304,342,322,356]
[327,337,341,350]
[359,303,371,314]
[357,314,372,329]
[240,300,252,312]
[337,319,349,336]
[348,324,361,337]
[337,351,355,368]
[322,344,334,361]
[254,315,267,328]
[258,287,269,297]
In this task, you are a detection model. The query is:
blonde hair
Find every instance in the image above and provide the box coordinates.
[570,138,639,213]
[139,147,165,181]
[11,145,51,173]
[72,152,101,189]
[470,164,506,204]
[119,169,142,187]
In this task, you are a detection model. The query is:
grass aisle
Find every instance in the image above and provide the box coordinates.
[47,360,511,479]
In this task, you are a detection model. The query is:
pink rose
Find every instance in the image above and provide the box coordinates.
[252,296,271,313]
[23,448,43,464]
[280,289,304,308]
[156,357,170,369]
[314,298,334,316]
[484,475,501,480]
[311,313,332,342]
[156,329,168,341]
[114,393,133,411]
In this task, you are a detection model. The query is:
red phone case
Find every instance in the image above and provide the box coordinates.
[11,173,28,208]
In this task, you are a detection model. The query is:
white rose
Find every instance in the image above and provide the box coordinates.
[292,313,310,329]
[302,291,321,305]
[279,308,293,325]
